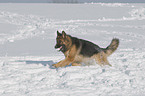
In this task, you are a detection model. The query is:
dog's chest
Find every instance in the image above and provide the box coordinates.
[64,50,70,58]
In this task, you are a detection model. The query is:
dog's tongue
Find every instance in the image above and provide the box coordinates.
[56,46,62,51]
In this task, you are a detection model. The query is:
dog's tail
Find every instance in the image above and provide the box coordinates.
[103,38,119,56]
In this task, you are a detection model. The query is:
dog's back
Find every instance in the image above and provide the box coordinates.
[71,36,119,57]
[71,37,102,57]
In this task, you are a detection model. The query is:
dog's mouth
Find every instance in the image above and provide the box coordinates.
[56,46,63,51]
[55,44,66,52]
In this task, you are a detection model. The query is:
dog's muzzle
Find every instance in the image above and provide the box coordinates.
[55,44,66,52]
[55,45,63,51]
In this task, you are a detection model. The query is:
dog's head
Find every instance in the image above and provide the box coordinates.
[55,31,72,52]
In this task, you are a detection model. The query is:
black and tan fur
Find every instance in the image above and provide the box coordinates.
[53,31,119,68]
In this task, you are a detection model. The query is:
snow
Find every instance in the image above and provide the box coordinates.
[0,3,145,96]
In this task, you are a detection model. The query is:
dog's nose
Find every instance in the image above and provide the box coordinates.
[55,45,57,48]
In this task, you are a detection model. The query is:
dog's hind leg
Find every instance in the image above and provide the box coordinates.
[103,57,112,66]
[92,51,112,66]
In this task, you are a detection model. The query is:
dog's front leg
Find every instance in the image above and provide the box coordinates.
[53,58,72,68]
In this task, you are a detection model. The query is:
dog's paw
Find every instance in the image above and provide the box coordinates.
[52,64,59,68]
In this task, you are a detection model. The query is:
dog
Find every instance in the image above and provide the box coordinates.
[53,31,119,68]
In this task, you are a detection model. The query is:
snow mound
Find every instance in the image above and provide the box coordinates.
[130,8,145,19]
[99,3,128,7]
[0,11,53,44]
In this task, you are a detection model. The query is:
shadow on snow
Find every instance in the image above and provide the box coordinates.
[17,60,57,69]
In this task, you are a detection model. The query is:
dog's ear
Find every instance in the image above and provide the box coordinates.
[57,31,61,36]
[62,31,66,38]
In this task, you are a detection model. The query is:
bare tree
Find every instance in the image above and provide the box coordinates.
[52,0,78,3]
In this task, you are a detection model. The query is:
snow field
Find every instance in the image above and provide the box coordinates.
[0,50,145,96]
[0,3,145,96]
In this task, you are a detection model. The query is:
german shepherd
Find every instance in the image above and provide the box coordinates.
[53,31,119,68]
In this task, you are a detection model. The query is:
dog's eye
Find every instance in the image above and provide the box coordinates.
[57,40,62,44]
[59,41,62,43]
